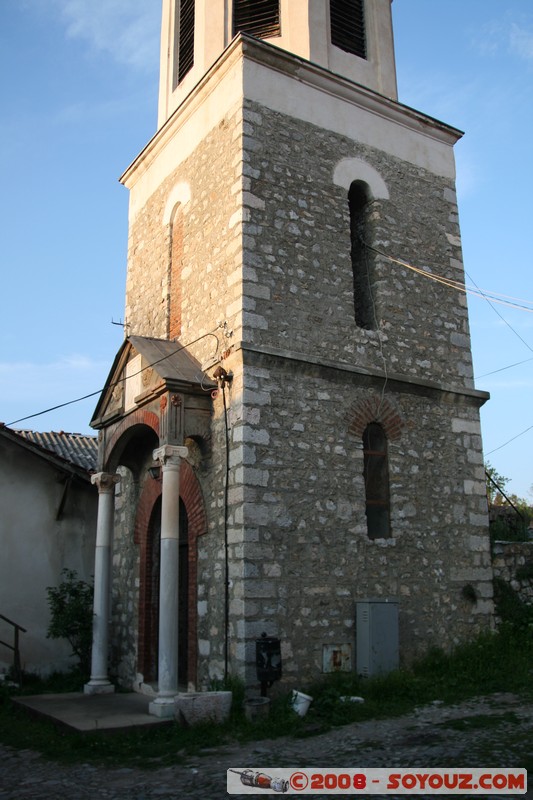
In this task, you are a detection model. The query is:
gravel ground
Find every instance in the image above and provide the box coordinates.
[0,692,531,799]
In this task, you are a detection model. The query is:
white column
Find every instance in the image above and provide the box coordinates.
[149,444,188,718]
[85,472,120,695]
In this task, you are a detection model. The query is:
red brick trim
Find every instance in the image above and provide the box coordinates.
[169,212,183,340]
[103,410,160,470]
[346,394,404,441]
[135,460,207,688]
[135,479,161,681]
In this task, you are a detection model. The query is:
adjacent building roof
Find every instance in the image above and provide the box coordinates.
[0,426,98,475]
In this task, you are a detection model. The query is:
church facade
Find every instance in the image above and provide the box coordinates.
[87,0,493,715]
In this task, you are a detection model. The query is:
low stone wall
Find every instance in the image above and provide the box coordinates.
[492,541,533,604]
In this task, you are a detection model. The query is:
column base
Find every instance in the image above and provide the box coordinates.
[84,680,115,695]
[149,696,176,718]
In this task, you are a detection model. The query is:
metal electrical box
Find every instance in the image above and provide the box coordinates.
[356,598,399,677]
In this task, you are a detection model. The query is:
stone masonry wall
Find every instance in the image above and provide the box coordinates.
[194,399,231,688]
[239,101,474,392]
[125,101,245,370]
[123,103,249,688]
[110,466,140,686]
[221,349,491,685]
[120,85,491,689]
[492,541,533,605]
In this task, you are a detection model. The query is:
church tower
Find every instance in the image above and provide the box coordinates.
[91,1,492,704]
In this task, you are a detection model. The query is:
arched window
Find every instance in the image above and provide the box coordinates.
[349,180,375,330]
[233,0,281,39]
[330,0,366,59]
[363,422,391,539]
[163,183,190,340]
[169,206,183,340]
[174,0,195,86]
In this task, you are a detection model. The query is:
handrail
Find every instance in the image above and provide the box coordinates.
[0,613,27,683]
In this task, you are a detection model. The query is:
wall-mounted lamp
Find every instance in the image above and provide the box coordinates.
[148,463,161,480]
[212,365,233,388]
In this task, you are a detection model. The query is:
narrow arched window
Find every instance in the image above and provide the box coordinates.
[349,180,375,330]
[169,207,183,340]
[174,0,195,86]
[363,422,391,539]
[233,0,281,39]
[330,0,366,59]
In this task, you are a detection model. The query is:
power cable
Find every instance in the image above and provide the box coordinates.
[485,423,533,457]
[364,241,533,313]
[361,239,533,458]
[465,270,533,355]
[6,329,222,428]
[476,356,533,380]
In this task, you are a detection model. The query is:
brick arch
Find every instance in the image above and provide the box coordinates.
[135,458,207,688]
[180,459,208,538]
[135,477,162,682]
[103,410,160,471]
[346,394,404,441]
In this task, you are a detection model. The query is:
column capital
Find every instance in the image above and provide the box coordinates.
[91,472,120,493]
[153,444,188,467]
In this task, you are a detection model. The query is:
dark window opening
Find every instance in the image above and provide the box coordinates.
[363,422,391,540]
[175,0,195,86]
[349,180,375,330]
[233,0,281,40]
[330,0,366,59]
[143,497,190,685]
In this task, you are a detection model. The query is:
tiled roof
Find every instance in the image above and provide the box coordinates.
[14,430,98,472]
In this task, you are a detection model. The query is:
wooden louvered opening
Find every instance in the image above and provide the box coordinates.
[177,0,195,85]
[330,0,366,59]
[233,0,281,40]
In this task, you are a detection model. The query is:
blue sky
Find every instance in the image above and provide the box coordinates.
[1,1,532,500]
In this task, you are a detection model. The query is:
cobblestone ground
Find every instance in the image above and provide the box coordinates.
[0,693,531,799]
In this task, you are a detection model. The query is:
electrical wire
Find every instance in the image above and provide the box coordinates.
[6,328,222,428]
[360,238,533,458]
[476,356,533,380]
[467,266,533,381]
[465,269,533,356]
[364,241,533,313]
[467,275,533,454]
[485,424,533,457]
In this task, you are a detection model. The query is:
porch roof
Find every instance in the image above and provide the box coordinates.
[90,336,215,429]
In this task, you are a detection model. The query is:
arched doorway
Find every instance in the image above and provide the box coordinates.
[143,496,190,687]
[135,457,207,690]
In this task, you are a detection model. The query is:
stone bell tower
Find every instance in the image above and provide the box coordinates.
[110,0,492,692]
[157,0,397,128]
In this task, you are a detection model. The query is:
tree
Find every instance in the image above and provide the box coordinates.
[486,462,533,542]
[485,461,509,506]
[46,569,94,675]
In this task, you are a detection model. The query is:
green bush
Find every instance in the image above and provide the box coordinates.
[46,569,94,676]
[489,515,530,543]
